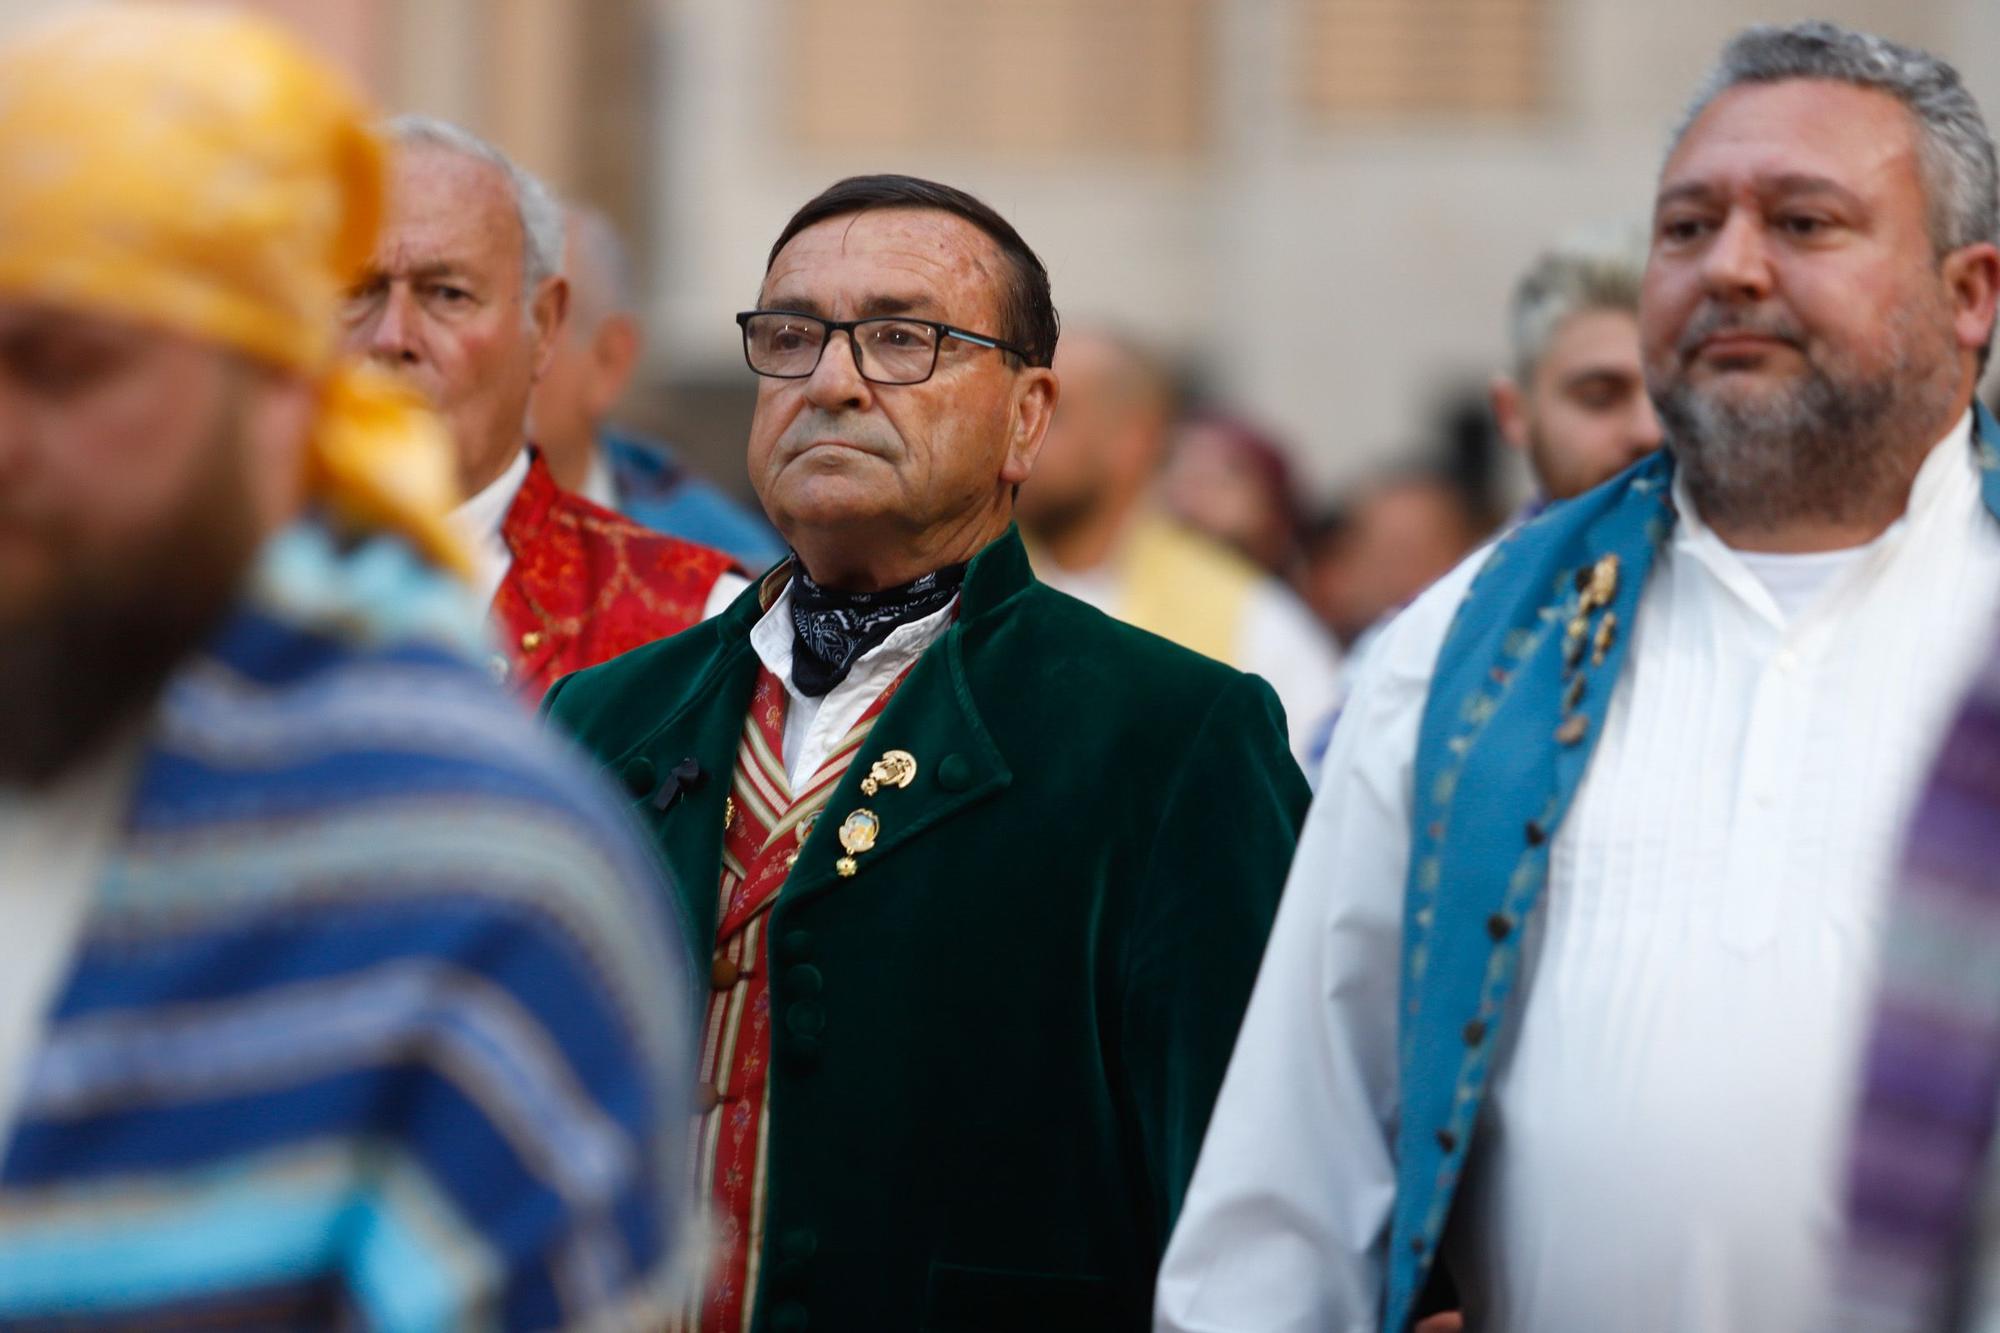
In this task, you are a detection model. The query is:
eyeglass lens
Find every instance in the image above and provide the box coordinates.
[743,314,941,384]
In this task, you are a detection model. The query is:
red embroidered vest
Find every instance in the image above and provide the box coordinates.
[675,664,907,1333]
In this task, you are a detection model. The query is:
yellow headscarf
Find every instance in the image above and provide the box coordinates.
[0,3,467,574]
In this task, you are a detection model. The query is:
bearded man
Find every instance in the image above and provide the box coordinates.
[0,8,690,1326]
[1161,20,2000,1333]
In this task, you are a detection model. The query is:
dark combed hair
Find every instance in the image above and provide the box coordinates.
[765,174,1060,369]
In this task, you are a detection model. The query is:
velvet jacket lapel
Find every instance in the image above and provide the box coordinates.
[596,528,1031,967]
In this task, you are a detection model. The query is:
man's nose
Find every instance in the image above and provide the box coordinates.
[363,287,422,368]
[801,328,875,414]
[1629,389,1665,455]
[1699,211,1776,304]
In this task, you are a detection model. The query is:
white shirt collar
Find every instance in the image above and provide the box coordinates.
[450,448,532,610]
[747,576,957,788]
[1671,407,1976,629]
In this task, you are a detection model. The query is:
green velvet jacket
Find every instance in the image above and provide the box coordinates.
[545,526,1309,1332]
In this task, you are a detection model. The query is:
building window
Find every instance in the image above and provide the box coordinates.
[1298,0,1548,121]
[785,0,1211,156]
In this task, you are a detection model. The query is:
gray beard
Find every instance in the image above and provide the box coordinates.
[1653,312,1960,536]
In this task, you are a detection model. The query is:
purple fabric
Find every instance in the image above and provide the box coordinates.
[1841,642,2000,1331]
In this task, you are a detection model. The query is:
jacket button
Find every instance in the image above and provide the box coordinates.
[620,756,656,797]
[786,1004,826,1038]
[711,955,741,990]
[782,1034,822,1071]
[1486,913,1513,941]
[1463,1019,1487,1046]
[782,964,823,1000]
[936,753,973,792]
[1410,1236,1426,1255]
[1524,820,1546,846]
[771,1302,809,1332]
[781,1226,818,1261]
[519,629,544,652]
[776,929,815,964]
[1436,1128,1457,1153]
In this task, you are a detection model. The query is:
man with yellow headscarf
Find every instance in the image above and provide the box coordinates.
[0,6,693,1328]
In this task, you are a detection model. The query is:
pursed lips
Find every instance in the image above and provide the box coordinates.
[788,438,889,463]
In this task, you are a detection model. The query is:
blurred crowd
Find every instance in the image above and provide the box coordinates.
[12,4,2000,1333]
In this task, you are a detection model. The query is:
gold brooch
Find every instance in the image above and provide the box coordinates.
[1580,554,1620,612]
[860,750,918,797]
[835,808,880,877]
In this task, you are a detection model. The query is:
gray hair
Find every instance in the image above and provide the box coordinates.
[563,203,636,329]
[1672,21,1999,257]
[381,114,564,293]
[1507,221,1648,383]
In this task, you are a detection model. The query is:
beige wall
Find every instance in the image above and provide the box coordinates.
[4,0,1995,500]
[644,0,1999,496]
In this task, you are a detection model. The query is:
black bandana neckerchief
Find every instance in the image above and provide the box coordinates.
[788,561,966,697]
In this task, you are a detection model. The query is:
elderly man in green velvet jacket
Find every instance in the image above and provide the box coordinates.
[545,173,1308,1333]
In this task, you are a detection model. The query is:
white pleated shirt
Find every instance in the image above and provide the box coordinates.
[748,584,957,789]
[1158,413,2000,1333]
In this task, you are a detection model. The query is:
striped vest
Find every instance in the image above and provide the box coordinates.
[678,665,908,1333]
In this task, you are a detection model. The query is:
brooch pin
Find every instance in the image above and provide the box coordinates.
[835,808,880,877]
[860,750,918,797]
[1579,554,1620,613]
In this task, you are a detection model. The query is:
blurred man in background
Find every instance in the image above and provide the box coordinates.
[1490,224,1664,504]
[531,204,784,571]
[1019,327,1340,761]
[0,7,691,1326]
[343,120,741,700]
[1160,411,1307,577]
[1299,468,1492,650]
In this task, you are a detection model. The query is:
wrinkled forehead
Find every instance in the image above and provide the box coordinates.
[372,144,524,277]
[1659,78,1924,206]
[760,208,1007,328]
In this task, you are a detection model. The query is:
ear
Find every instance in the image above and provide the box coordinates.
[1489,372,1530,453]
[587,312,644,414]
[1000,365,1059,487]
[528,274,570,382]
[1944,242,2000,362]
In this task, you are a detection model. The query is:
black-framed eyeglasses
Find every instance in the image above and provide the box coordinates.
[735,310,1032,386]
